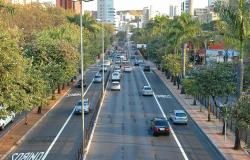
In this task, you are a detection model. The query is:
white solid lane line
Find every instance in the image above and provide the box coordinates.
[141,69,189,160]
[41,78,95,160]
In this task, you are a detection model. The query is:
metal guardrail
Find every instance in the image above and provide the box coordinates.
[75,69,111,160]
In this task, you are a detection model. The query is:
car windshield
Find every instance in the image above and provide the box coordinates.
[155,120,168,126]
[77,101,82,106]
[176,113,186,117]
[112,82,119,86]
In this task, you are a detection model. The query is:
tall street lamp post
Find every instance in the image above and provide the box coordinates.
[79,0,93,153]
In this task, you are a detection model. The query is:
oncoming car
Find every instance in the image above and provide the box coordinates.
[74,99,90,114]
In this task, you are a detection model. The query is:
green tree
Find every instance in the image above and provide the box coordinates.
[229,95,250,150]
[214,0,250,97]
[189,63,237,121]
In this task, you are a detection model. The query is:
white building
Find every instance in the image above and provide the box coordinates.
[97,0,115,25]
[181,0,194,15]
[169,5,180,17]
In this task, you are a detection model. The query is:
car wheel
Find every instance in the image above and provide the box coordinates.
[166,132,170,136]
[0,125,4,130]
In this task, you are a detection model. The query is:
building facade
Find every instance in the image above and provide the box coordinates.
[56,0,80,14]
[97,0,115,25]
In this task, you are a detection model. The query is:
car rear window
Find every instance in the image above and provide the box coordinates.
[155,120,168,126]
[144,87,151,90]
[176,113,186,117]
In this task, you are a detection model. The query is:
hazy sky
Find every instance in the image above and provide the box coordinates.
[83,0,208,11]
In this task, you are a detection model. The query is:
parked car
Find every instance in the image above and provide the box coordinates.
[169,110,188,125]
[111,81,121,91]
[104,60,111,66]
[112,72,121,81]
[124,66,132,72]
[142,85,153,96]
[77,79,87,88]
[74,99,90,114]
[94,73,102,83]
[138,59,144,64]
[0,111,15,130]
[143,65,150,72]
[151,117,170,136]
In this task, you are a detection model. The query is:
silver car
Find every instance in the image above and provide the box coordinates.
[169,110,188,125]
[111,81,121,91]
[142,85,153,96]
[74,99,90,114]
[94,74,102,83]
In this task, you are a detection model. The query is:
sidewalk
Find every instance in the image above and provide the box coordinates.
[145,60,250,160]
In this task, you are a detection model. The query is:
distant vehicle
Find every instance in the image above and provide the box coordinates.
[74,99,90,114]
[169,110,188,125]
[151,117,170,136]
[113,66,121,73]
[124,66,132,72]
[115,59,121,64]
[142,85,153,96]
[123,59,129,64]
[112,72,121,81]
[138,59,144,64]
[0,107,15,130]
[77,79,87,88]
[94,73,102,83]
[134,60,140,66]
[143,65,150,72]
[100,64,108,72]
[104,60,111,66]
[111,81,121,91]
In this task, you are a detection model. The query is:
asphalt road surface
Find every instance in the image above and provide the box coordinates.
[86,64,225,160]
[7,65,110,160]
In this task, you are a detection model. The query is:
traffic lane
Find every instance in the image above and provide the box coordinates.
[7,68,101,159]
[44,70,110,160]
[144,70,225,160]
[0,66,99,139]
[86,67,184,160]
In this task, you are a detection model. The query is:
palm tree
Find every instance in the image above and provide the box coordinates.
[214,0,250,98]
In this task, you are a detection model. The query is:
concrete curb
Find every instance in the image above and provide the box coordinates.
[152,69,227,160]
[0,87,72,160]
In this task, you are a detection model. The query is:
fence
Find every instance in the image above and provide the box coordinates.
[75,70,111,160]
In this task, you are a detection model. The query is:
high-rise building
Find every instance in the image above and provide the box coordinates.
[169,5,178,17]
[97,0,115,25]
[142,7,150,27]
[56,0,80,14]
[181,0,194,15]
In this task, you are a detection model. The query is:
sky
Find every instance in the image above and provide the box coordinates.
[83,0,209,11]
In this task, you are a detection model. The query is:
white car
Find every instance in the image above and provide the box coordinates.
[94,74,102,83]
[104,60,111,66]
[0,112,15,130]
[169,110,188,125]
[142,85,153,96]
[111,81,121,91]
[112,72,121,81]
[124,66,132,72]
[74,99,90,114]
[113,66,121,73]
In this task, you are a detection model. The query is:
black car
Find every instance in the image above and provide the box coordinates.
[134,60,140,66]
[151,118,170,136]
[77,79,87,88]
[143,65,150,72]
